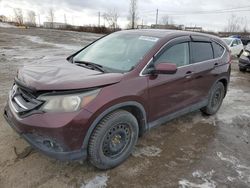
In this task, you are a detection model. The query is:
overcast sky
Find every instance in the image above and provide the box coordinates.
[0,0,250,31]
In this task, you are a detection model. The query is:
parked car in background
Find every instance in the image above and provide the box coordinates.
[223,37,244,57]
[4,29,231,169]
[240,36,250,46]
[239,44,250,72]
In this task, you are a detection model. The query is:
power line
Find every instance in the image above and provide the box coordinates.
[161,9,250,16]
[140,5,250,15]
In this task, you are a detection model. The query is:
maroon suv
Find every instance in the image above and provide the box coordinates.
[4,29,231,169]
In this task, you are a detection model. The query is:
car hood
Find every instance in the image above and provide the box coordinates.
[17,61,124,91]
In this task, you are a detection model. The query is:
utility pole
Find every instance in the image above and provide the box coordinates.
[71,16,74,26]
[156,9,159,25]
[64,14,67,25]
[98,11,100,27]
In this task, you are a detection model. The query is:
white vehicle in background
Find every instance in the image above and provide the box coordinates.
[222,38,244,57]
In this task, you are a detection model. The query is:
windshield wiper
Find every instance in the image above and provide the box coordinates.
[74,60,106,73]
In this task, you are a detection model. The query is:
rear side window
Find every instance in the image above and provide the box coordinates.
[212,42,225,58]
[191,42,213,63]
[237,39,242,45]
[155,42,189,67]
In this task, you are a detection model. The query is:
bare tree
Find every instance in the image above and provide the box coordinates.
[128,0,138,29]
[0,15,8,22]
[47,8,55,28]
[103,10,119,31]
[14,8,24,26]
[225,14,249,33]
[27,10,36,26]
[225,14,242,32]
[241,16,248,33]
[161,15,174,25]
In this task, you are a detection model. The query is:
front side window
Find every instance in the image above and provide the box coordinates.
[154,42,189,67]
[191,42,213,63]
[73,33,159,72]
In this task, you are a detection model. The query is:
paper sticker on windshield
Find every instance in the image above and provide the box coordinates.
[139,36,159,42]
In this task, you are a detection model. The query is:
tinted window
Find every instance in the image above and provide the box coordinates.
[191,42,213,63]
[155,42,189,67]
[232,39,238,46]
[212,42,224,58]
[237,39,242,45]
[223,38,233,46]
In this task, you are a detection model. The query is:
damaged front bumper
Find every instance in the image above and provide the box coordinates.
[3,103,88,161]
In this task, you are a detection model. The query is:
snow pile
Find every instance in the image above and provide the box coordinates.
[179,170,216,188]
[81,174,109,188]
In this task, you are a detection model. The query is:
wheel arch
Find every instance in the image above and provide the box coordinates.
[82,101,147,150]
[217,77,229,97]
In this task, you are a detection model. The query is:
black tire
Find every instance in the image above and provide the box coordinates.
[88,110,139,170]
[201,82,225,115]
[239,67,246,72]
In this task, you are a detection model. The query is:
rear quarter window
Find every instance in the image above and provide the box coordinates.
[212,42,225,58]
[191,42,213,63]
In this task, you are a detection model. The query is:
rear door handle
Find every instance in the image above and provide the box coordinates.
[185,71,194,78]
[214,63,219,67]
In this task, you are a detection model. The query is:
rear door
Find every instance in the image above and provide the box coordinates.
[188,36,224,103]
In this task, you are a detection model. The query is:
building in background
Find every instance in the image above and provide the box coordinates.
[185,26,203,32]
[43,22,67,29]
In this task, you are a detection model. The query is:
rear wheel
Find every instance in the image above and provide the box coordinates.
[201,82,225,115]
[88,110,139,169]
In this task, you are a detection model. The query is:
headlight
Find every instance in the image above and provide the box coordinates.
[243,51,250,57]
[38,89,100,112]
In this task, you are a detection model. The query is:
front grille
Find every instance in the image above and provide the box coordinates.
[9,84,43,116]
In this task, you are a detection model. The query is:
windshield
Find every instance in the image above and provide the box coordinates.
[222,38,233,46]
[73,32,159,72]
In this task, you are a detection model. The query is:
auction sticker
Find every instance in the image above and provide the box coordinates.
[139,36,159,42]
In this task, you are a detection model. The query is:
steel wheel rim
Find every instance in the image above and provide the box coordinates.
[102,123,131,158]
[211,87,223,109]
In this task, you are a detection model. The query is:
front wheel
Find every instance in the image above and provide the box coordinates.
[88,110,139,170]
[201,82,225,115]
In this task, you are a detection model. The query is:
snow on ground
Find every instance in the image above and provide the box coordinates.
[132,145,162,157]
[179,170,216,188]
[25,35,81,51]
[81,174,109,188]
[0,22,17,28]
[217,152,250,184]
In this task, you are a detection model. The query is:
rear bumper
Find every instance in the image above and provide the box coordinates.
[239,57,250,68]
[3,103,90,161]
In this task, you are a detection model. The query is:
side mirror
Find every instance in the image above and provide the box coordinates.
[153,63,177,74]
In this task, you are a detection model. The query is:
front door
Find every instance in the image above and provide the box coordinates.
[145,36,197,122]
